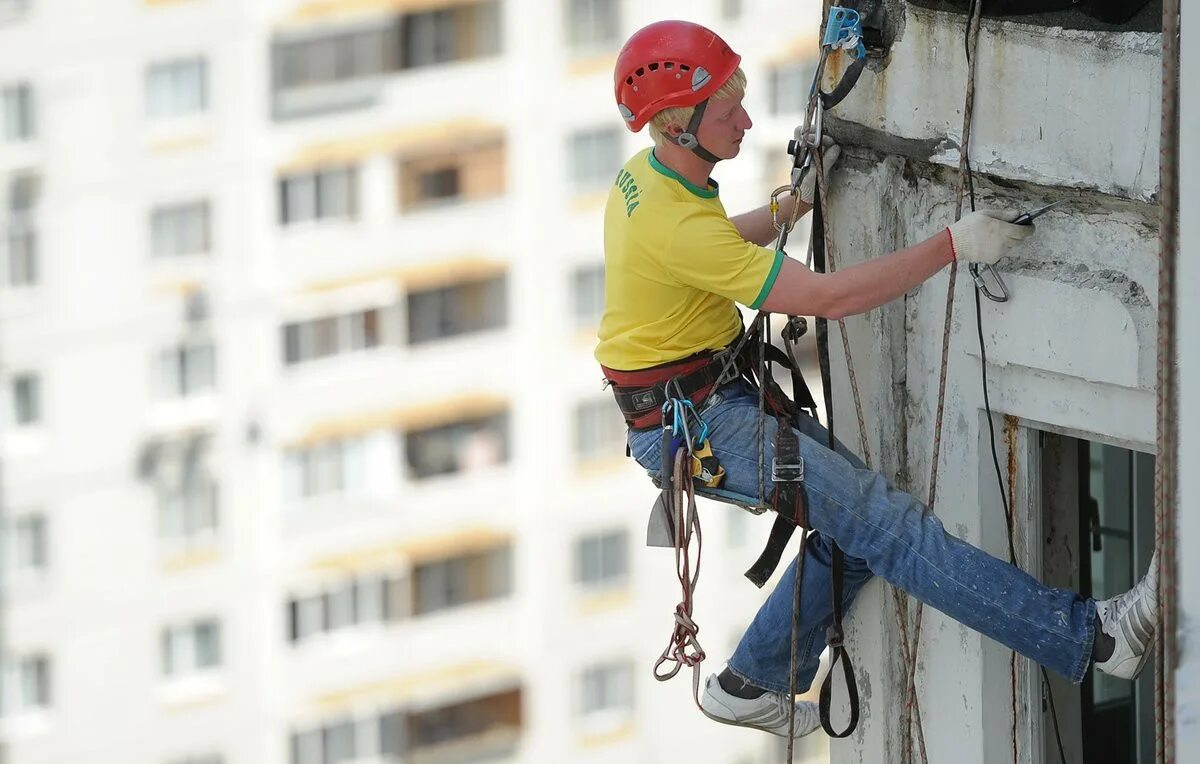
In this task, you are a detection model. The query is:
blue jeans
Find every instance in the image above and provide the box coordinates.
[627,379,1096,694]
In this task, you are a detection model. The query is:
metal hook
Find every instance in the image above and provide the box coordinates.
[969,263,1010,303]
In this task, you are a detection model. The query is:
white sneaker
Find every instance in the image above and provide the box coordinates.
[699,672,822,739]
[1095,553,1159,681]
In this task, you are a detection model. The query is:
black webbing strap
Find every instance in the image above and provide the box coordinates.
[820,544,859,737]
[744,417,807,588]
[811,179,860,738]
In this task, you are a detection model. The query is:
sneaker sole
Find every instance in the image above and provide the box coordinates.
[699,704,815,739]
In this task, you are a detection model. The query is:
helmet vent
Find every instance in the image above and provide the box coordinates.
[664,62,675,69]
[648,62,659,71]
[679,64,690,71]
[626,76,634,85]
[636,67,645,77]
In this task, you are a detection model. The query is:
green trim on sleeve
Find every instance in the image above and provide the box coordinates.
[648,150,719,198]
[750,250,785,310]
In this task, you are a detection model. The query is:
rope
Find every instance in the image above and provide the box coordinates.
[652,449,708,707]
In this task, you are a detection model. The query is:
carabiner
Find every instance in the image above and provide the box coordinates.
[969,263,1011,303]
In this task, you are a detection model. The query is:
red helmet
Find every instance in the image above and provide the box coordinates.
[614,20,742,133]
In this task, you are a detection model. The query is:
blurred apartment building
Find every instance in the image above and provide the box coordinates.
[0,1,823,762]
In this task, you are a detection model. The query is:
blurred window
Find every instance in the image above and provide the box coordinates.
[569,262,605,327]
[156,340,216,398]
[283,436,368,502]
[398,137,505,209]
[408,688,521,753]
[722,0,743,19]
[279,166,357,225]
[146,57,208,119]
[411,544,512,615]
[290,708,408,764]
[399,0,501,69]
[568,126,621,191]
[579,660,633,716]
[574,529,627,587]
[1,82,34,141]
[281,308,380,366]
[275,26,396,91]
[4,173,39,288]
[10,372,40,426]
[406,274,506,345]
[151,201,210,257]
[768,59,816,115]
[286,574,403,645]
[3,654,50,712]
[572,397,625,463]
[161,619,222,677]
[565,0,619,50]
[11,513,48,573]
[403,411,509,480]
[151,435,219,542]
[166,755,223,764]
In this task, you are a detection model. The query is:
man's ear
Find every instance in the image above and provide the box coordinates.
[665,122,684,139]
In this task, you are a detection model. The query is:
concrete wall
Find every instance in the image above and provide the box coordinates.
[818,5,1162,762]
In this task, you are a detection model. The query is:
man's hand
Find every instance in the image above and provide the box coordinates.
[946,210,1034,265]
[798,135,842,205]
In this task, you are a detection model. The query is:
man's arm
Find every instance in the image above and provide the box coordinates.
[759,230,955,319]
[730,194,813,247]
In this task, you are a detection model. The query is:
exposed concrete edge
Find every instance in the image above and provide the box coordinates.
[825,115,1161,204]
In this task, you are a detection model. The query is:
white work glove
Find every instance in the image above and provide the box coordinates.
[798,135,841,204]
[945,209,1034,265]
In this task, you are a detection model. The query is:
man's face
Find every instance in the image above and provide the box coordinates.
[696,93,753,160]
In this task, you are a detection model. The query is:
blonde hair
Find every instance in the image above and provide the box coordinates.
[648,67,747,146]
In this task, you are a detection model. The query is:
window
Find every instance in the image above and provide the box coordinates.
[909,1,1158,31]
[404,411,509,480]
[574,530,627,587]
[565,0,619,50]
[146,57,208,119]
[282,308,380,366]
[721,0,743,20]
[288,575,405,645]
[1038,433,1156,763]
[279,165,358,225]
[156,340,215,398]
[12,513,47,573]
[3,654,50,713]
[1,83,34,142]
[275,26,397,91]
[579,660,633,716]
[10,372,40,426]
[144,435,219,542]
[0,0,32,19]
[398,137,505,209]
[4,173,39,288]
[412,544,512,615]
[568,127,621,191]
[290,708,406,764]
[768,59,816,115]
[162,619,222,677]
[569,262,605,327]
[399,1,502,69]
[151,201,210,258]
[167,755,223,764]
[283,437,367,503]
[408,688,522,753]
[573,398,625,462]
[407,274,507,345]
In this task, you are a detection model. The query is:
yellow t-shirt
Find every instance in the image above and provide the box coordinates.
[594,148,784,371]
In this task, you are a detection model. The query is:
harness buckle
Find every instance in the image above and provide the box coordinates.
[771,456,805,483]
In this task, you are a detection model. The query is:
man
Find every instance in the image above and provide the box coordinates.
[596,20,1159,739]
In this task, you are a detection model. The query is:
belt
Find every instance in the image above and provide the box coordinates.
[602,347,740,430]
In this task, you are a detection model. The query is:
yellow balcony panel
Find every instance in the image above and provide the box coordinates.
[285,391,508,448]
[278,120,504,174]
[300,256,505,296]
[306,526,512,576]
[309,659,519,716]
[284,0,484,27]
[568,52,617,78]
[161,546,222,574]
[578,721,636,750]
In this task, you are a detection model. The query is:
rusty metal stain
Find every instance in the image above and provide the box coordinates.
[1004,415,1020,534]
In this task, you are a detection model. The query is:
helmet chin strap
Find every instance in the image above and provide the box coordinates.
[673,99,723,164]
